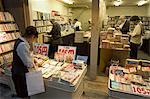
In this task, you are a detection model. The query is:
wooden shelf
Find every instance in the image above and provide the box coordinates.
[0,39,17,44]
[0,29,19,33]
[99,46,130,51]
[33,19,50,21]
[0,50,13,55]
[38,32,49,34]
[36,25,52,28]
[0,21,15,24]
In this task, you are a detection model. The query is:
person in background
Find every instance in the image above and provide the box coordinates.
[48,19,62,58]
[66,19,74,30]
[68,19,73,27]
[116,16,130,34]
[48,19,62,44]
[73,19,82,31]
[88,18,92,30]
[129,16,143,59]
[11,26,38,98]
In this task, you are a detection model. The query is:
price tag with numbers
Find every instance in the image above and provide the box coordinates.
[131,84,150,97]
[33,43,49,56]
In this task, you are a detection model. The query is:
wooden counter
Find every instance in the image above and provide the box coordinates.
[99,47,130,72]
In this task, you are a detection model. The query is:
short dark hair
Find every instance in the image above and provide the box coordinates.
[74,19,78,21]
[130,16,140,21]
[23,26,38,38]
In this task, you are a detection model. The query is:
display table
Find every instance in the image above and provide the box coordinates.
[108,88,149,99]
[108,61,150,99]
[61,32,75,45]
[31,65,87,99]
[141,39,150,56]
[99,47,130,72]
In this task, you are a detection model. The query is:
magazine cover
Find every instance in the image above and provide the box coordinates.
[58,46,76,63]
[54,52,65,62]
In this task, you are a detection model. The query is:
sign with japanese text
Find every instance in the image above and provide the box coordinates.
[33,43,49,56]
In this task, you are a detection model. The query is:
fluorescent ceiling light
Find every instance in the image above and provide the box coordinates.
[63,0,74,4]
[137,0,149,6]
[113,0,123,6]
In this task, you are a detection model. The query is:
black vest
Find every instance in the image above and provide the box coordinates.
[120,20,130,34]
[12,38,28,75]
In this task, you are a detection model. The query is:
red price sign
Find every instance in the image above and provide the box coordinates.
[58,49,75,54]
[33,43,49,56]
[132,85,150,97]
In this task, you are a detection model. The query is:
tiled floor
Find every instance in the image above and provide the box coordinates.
[81,76,114,99]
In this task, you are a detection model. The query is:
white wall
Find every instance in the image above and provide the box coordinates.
[107,5,148,16]
[99,0,107,27]
[148,3,150,16]
[29,0,68,15]
[28,0,69,25]
[72,8,91,31]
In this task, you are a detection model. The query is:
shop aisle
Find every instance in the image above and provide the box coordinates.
[81,76,113,99]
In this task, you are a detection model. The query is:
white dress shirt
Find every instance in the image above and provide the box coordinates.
[74,21,82,30]
[16,37,33,67]
[129,22,142,44]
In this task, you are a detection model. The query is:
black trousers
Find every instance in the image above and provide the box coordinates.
[12,74,28,98]
[130,42,140,59]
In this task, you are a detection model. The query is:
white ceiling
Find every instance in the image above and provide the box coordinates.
[105,0,149,6]
[65,0,150,7]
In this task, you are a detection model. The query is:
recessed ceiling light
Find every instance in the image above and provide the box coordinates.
[113,0,123,6]
[63,0,74,4]
[137,0,149,6]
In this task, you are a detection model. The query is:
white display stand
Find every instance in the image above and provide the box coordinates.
[31,66,87,99]
[108,79,150,99]
[108,66,150,99]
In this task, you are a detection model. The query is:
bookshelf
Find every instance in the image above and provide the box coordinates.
[107,16,150,31]
[0,12,21,73]
[32,11,53,43]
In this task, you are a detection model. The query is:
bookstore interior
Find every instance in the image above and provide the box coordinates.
[0,0,150,99]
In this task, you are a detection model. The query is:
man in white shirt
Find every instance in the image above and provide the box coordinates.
[129,16,143,59]
[73,19,82,31]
